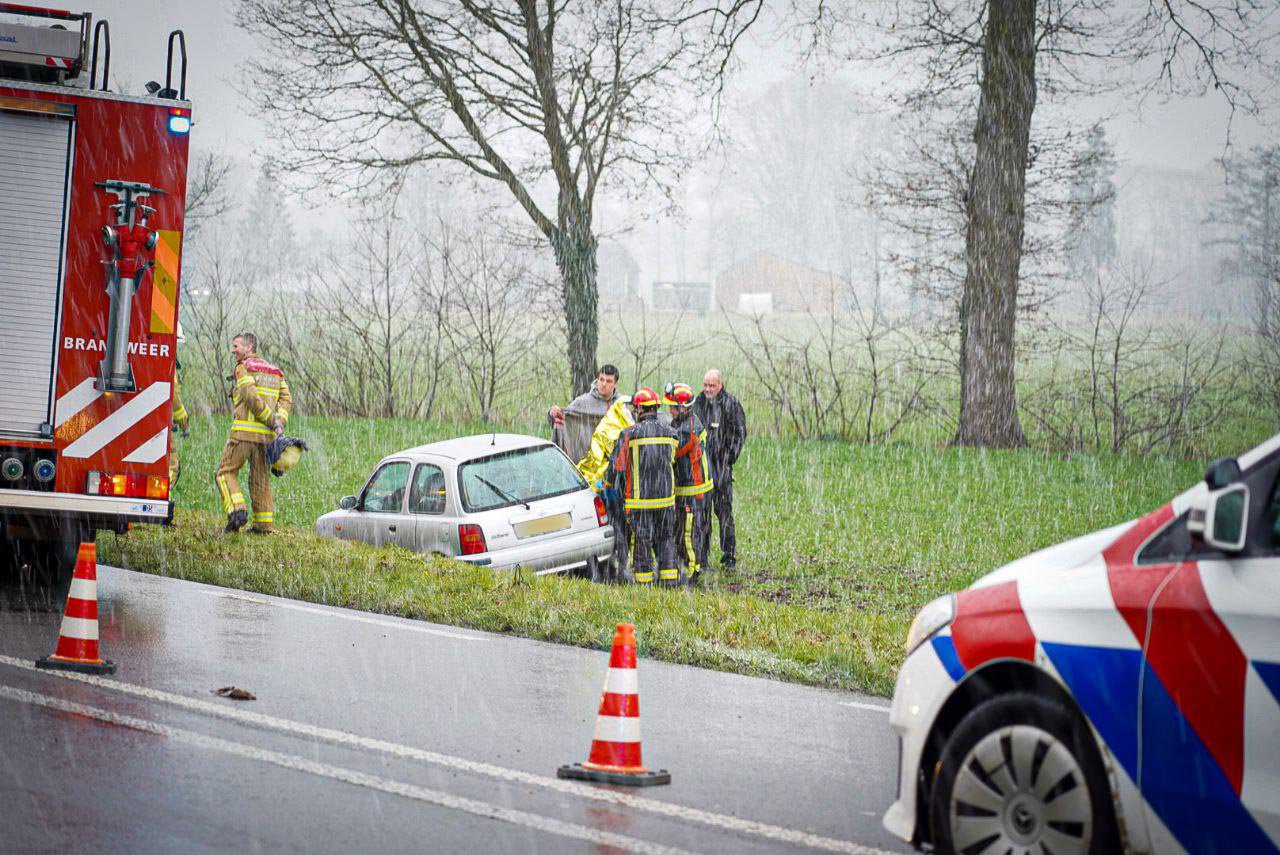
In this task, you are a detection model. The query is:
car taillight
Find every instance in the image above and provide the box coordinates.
[86,471,169,499]
[593,495,608,526]
[459,523,487,556]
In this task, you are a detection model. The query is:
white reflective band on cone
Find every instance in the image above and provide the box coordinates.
[67,578,97,602]
[57,616,99,641]
[603,668,639,695]
[592,715,642,744]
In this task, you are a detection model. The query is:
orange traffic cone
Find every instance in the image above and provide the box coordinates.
[35,543,116,675]
[558,623,670,786]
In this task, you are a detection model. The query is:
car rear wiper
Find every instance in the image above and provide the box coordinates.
[476,475,530,510]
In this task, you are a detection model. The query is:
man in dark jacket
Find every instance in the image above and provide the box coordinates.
[692,368,746,570]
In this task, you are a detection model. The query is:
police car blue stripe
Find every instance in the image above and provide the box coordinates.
[1253,660,1280,704]
[1044,642,1276,854]
[930,636,965,682]
[1139,659,1277,853]
[1041,642,1142,781]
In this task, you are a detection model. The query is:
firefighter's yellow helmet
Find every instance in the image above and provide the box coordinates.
[271,444,303,476]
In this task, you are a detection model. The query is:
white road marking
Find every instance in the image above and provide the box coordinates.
[0,684,696,855]
[0,654,897,854]
[201,591,485,641]
[838,701,891,714]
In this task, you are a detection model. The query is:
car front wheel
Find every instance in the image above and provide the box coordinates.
[928,692,1118,855]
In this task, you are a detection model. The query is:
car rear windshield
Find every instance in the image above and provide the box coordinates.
[459,445,586,513]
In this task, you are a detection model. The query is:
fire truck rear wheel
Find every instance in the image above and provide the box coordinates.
[27,530,95,586]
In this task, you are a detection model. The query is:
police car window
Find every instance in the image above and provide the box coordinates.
[362,461,410,513]
[409,463,446,515]
[1137,510,1226,564]
[1266,470,1280,550]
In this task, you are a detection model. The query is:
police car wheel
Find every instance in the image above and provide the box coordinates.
[928,692,1117,855]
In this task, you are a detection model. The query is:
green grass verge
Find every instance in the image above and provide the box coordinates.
[98,413,1210,696]
[99,510,902,695]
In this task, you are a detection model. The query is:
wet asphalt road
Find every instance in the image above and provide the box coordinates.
[0,567,910,854]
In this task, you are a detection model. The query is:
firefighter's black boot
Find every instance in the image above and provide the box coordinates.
[224,509,248,533]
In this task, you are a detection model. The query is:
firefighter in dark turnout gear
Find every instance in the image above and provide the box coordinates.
[605,388,679,585]
[665,382,713,584]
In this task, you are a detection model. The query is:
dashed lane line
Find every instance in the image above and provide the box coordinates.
[0,684,696,855]
[200,590,487,641]
[0,654,898,855]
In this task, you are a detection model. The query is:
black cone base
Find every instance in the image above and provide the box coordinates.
[557,763,671,786]
[36,656,116,675]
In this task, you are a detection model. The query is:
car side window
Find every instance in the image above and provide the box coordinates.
[1139,453,1280,563]
[409,463,447,515]
[361,461,410,513]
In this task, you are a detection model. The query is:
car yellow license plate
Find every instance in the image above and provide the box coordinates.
[513,512,571,539]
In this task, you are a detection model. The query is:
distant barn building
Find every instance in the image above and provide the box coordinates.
[714,252,848,314]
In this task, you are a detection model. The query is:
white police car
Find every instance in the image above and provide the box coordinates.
[885,434,1280,853]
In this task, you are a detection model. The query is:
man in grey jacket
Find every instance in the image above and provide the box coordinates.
[549,364,621,463]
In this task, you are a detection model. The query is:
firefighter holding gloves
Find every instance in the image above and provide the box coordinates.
[666,382,713,585]
[604,388,680,585]
[216,332,292,534]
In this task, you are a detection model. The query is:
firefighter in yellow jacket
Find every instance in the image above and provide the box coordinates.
[169,324,190,488]
[216,332,292,533]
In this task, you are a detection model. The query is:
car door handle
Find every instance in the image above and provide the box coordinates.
[388,524,397,532]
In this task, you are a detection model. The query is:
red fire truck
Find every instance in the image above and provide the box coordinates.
[0,4,191,579]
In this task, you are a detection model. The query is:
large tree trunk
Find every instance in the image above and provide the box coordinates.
[955,0,1036,448]
[551,222,600,397]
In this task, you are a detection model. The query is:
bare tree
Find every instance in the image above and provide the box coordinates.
[237,0,760,396]
[180,237,253,413]
[1020,260,1243,456]
[723,282,940,442]
[267,209,447,419]
[611,301,699,388]
[183,151,235,238]
[1211,145,1280,413]
[779,0,1279,448]
[429,224,560,422]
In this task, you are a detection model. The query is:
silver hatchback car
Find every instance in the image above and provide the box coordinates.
[316,433,614,575]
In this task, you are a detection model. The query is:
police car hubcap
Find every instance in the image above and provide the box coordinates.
[950,724,1092,854]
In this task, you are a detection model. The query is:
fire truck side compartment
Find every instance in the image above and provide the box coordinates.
[0,102,72,439]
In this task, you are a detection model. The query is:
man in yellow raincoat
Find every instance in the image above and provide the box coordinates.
[576,395,633,582]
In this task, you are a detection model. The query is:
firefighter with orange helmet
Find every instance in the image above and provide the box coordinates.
[215,332,292,533]
[665,381,713,584]
[605,387,680,585]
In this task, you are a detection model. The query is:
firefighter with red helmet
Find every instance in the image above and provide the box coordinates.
[216,332,292,534]
[665,381,713,584]
[605,387,680,585]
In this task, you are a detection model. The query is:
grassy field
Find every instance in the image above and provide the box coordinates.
[96,413,1215,696]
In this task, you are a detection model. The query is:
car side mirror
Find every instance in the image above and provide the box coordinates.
[339,495,358,511]
[1204,456,1242,489]
[1204,484,1249,552]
